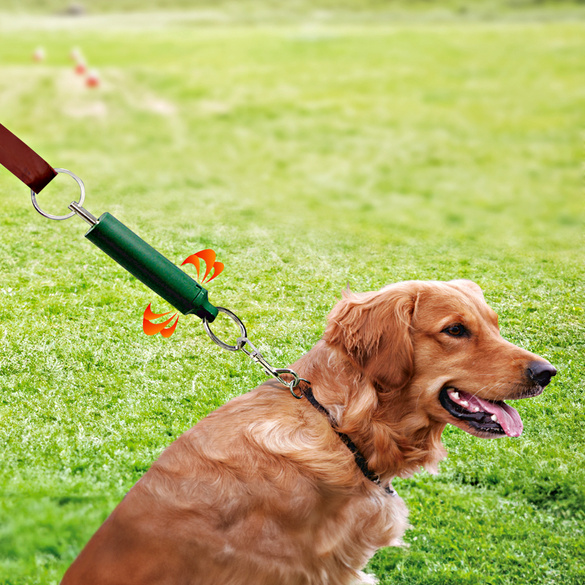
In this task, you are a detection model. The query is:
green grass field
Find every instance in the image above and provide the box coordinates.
[0,4,584,584]
[4,0,585,21]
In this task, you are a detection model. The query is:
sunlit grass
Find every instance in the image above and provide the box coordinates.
[0,11,583,584]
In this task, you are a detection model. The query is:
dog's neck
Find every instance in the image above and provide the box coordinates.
[292,341,447,481]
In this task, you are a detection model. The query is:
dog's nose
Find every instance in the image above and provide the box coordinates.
[527,361,557,388]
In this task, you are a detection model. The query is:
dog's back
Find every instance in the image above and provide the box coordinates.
[62,382,407,585]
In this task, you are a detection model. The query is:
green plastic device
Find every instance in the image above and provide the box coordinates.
[84,212,218,322]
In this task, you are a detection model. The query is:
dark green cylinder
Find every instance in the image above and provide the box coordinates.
[85,212,218,322]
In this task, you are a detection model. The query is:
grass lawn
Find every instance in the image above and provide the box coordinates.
[0,6,584,584]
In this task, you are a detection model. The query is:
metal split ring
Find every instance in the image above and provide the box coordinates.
[203,307,247,351]
[31,168,86,221]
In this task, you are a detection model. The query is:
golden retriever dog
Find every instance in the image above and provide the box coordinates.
[62,280,556,585]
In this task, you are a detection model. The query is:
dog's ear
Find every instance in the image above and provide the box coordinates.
[324,284,417,390]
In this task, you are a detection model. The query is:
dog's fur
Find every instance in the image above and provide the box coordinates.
[62,280,554,585]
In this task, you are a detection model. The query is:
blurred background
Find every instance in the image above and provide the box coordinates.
[0,1,583,584]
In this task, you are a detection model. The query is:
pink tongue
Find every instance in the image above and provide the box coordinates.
[462,392,523,437]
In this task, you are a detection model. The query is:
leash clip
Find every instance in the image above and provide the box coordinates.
[203,307,305,398]
[241,339,304,398]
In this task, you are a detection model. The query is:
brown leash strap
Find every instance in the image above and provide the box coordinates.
[0,123,57,193]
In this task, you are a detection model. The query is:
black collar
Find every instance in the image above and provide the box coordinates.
[298,381,396,497]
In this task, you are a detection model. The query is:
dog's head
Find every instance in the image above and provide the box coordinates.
[324,280,555,439]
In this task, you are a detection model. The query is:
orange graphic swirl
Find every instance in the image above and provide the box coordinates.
[182,249,224,283]
[142,249,224,339]
[142,303,179,336]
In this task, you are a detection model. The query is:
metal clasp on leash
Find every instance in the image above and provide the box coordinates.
[203,307,306,398]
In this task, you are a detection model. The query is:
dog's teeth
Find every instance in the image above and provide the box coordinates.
[473,407,480,412]
[461,400,469,407]
[491,414,498,422]
[451,391,460,400]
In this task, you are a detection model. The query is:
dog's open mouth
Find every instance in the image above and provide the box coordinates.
[439,387,523,437]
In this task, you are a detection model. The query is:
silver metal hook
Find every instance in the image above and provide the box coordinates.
[203,307,305,396]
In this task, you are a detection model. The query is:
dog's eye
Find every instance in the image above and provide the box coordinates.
[443,324,467,337]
